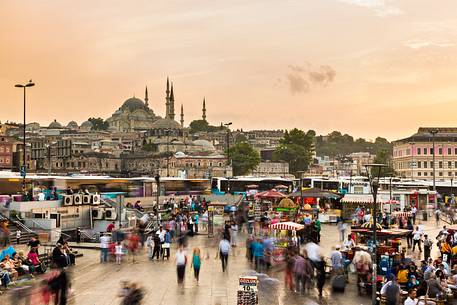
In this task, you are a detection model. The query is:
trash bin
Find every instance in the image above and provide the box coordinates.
[422,210,427,221]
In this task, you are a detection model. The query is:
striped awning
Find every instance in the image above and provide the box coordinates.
[269,222,304,231]
[341,194,399,204]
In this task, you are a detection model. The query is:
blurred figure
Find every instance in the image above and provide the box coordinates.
[175,245,187,284]
[120,282,144,305]
[47,269,70,305]
[115,241,124,265]
[218,236,231,272]
[145,233,154,260]
[99,233,111,263]
[191,247,201,284]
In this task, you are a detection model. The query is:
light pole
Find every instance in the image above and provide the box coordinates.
[409,142,415,180]
[364,163,387,305]
[15,80,35,191]
[166,129,170,177]
[430,129,438,191]
[154,174,160,226]
[224,122,232,193]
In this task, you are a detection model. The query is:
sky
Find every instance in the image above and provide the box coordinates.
[1,0,457,141]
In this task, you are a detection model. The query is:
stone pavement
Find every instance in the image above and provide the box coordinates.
[1,216,447,305]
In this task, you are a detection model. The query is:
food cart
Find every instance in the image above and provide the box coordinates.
[268,221,305,266]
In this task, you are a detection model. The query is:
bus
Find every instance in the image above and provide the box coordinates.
[211,177,294,194]
[301,177,342,192]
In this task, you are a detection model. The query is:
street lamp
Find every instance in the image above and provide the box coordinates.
[15,80,35,191]
[430,129,438,191]
[224,122,233,193]
[364,163,387,305]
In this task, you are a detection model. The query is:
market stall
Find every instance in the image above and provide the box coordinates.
[268,221,304,266]
[289,188,342,223]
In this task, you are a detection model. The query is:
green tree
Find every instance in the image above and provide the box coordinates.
[234,133,248,144]
[273,128,314,176]
[228,142,260,176]
[373,149,395,176]
[189,120,210,133]
[88,117,109,131]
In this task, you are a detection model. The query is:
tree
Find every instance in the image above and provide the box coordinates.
[273,128,314,176]
[189,120,210,133]
[373,149,395,176]
[228,142,260,176]
[88,117,109,131]
[234,133,248,144]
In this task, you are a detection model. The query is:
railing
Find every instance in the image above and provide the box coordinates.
[13,216,35,234]
[25,217,71,240]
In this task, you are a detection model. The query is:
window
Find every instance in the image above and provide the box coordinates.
[439,161,443,168]
[56,162,59,168]
[424,172,428,176]
[449,161,452,168]
[418,172,422,176]
[431,161,434,168]
[455,161,457,168]
[406,148,411,155]
[0,157,3,163]
[430,172,433,176]
[449,148,452,155]
[449,172,453,177]
[439,148,443,155]
[417,148,421,155]
[430,148,434,154]
[439,172,443,176]
[417,161,421,168]
[455,148,457,155]
[5,147,9,153]
[424,162,427,168]
[424,148,428,155]
[5,158,9,163]
[0,147,3,153]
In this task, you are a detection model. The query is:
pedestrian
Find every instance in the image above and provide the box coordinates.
[99,233,110,263]
[115,241,123,265]
[406,219,414,248]
[285,249,295,291]
[423,234,433,262]
[315,257,326,298]
[251,238,264,271]
[121,282,144,305]
[230,221,238,247]
[435,209,441,226]
[16,230,21,245]
[330,246,343,274]
[194,214,199,233]
[152,233,161,260]
[162,229,171,260]
[175,246,187,284]
[76,227,81,243]
[191,247,201,284]
[145,234,154,260]
[412,226,422,253]
[314,217,321,243]
[218,236,230,272]
[411,206,417,224]
[337,220,346,242]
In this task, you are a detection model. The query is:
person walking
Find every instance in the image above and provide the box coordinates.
[423,234,433,261]
[293,252,306,294]
[406,219,414,249]
[412,226,422,253]
[175,246,187,284]
[99,233,110,263]
[337,220,346,242]
[191,247,201,284]
[315,257,326,298]
[162,229,171,260]
[152,233,161,260]
[218,236,230,272]
[145,234,154,260]
[16,230,21,245]
[115,241,123,265]
[230,222,238,247]
[435,209,441,227]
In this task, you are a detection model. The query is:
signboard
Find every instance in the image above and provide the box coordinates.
[237,276,258,305]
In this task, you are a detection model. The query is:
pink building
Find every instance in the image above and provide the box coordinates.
[392,127,457,180]
[0,136,13,169]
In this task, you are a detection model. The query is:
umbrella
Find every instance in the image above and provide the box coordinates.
[289,188,341,199]
[255,190,286,199]
[246,184,259,189]
[269,222,304,231]
[274,184,289,190]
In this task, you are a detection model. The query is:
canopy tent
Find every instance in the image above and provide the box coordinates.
[255,190,286,199]
[341,194,399,205]
[269,221,304,231]
[289,188,342,199]
[277,198,297,208]
[351,228,412,239]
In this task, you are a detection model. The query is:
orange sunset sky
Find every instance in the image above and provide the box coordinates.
[1,0,457,141]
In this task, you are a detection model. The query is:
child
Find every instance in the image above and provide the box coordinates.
[145,234,154,260]
[115,241,123,264]
[191,247,201,284]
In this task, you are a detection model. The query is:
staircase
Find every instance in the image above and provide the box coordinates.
[0,213,37,245]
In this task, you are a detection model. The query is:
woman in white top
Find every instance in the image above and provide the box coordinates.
[230,222,238,247]
[175,246,187,284]
[115,242,123,264]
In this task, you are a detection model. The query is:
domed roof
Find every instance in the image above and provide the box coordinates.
[66,121,79,129]
[193,139,215,150]
[48,119,62,129]
[121,97,145,111]
[150,118,182,129]
[80,120,93,131]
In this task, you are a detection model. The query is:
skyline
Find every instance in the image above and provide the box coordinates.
[2,1,457,141]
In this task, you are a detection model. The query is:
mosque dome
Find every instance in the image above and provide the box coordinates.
[150,118,182,129]
[48,119,62,129]
[121,97,145,112]
[193,139,215,150]
[66,121,79,129]
[80,120,93,131]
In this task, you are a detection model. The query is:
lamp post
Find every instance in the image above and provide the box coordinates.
[15,80,35,191]
[430,129,438,191]
[364,163,387,305]
[166,129,170,177]
[224,122,232,193]
[154,174,160,226]
[409,142,415,180]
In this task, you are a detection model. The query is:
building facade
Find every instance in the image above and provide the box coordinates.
[0,136,13,170]
[393,127,457,179]
[252,161,289,177]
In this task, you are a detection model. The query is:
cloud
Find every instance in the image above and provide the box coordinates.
[286,64,336,94]
[404,40,456,49]
[337,0,402,17]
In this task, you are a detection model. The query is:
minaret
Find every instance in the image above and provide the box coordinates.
[202,97,207,121]
[169,83,175,120]
[165,77,170,119]
[180,104,184,127]
[144,86,149,107]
